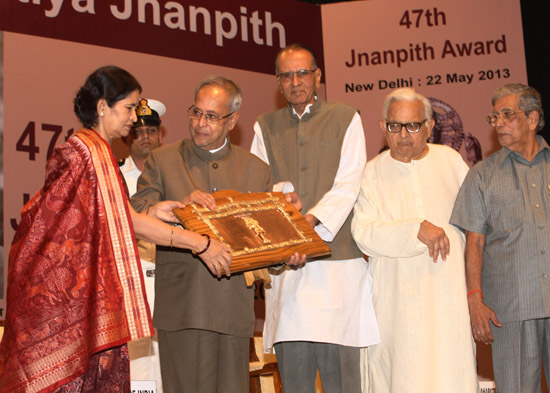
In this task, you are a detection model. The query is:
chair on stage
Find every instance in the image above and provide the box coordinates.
[249,334,283,393]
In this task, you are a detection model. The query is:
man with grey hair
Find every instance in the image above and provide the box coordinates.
[450,83,549,393]
[352,87,478,392]
[131,76,274,393]
[252,43,380,393]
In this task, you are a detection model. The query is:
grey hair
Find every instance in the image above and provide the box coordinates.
[492,83,545,132]
[382,88,433,121]
[275,43,318,74]
[194,76,242,113]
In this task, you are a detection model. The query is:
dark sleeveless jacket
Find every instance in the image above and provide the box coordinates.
[257,98,362,260]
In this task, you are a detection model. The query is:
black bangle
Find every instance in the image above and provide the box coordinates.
[194,234,211,255]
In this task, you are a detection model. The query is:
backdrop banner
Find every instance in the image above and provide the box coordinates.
[0,0,323,75]
[322,0,527,162]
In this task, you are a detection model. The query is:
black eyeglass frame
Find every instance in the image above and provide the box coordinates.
[385,119,427,133]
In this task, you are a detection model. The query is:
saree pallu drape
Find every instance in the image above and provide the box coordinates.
[0,129,153,393]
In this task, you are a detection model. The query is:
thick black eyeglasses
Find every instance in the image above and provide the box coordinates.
[385,119,427,133]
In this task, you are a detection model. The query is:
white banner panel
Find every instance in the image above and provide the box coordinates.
[322,0,527,163]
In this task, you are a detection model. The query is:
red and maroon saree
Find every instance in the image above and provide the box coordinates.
[0,129,153,392]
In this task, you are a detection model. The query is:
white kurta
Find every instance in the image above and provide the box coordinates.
[351,144,478,393]
[251,112,380,352]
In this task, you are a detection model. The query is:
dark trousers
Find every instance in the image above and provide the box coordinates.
[158,328,249,393]
[492,317,550,393]
[274,341,361,393]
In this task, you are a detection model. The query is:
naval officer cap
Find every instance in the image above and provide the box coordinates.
[133,98,166,127]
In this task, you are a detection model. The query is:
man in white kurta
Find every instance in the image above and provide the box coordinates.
[351,88,478,393]
[252,111,379,351]
[251,44,379,393]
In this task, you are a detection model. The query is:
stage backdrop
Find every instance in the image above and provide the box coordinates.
[322,0,527,163]
[0,0,527,329]
[0,0,533,388]
[0,0,323,317]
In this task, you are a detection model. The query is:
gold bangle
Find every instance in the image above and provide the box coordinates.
[170,225,174,247]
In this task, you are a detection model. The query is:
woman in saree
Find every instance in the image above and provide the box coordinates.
[0,65,231,393]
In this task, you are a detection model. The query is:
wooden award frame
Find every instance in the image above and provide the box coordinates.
[172,190,331,273]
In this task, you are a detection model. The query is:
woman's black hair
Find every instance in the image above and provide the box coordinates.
[74,66,142,129]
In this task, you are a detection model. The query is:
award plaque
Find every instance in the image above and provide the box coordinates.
[172,190,331,273]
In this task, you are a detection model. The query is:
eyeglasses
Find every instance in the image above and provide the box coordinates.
[132,128,159,138]
[187,106,235,124]
[385,120,427,133]
[486,110,525,126]
[276,68,317,83]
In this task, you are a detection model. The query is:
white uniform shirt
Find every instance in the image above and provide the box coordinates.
[120,156,141,196]
[120,155,162,390]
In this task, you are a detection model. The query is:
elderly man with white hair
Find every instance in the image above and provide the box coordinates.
[351,88,478,392]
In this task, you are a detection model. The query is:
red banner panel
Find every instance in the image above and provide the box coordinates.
[0,0,323,75]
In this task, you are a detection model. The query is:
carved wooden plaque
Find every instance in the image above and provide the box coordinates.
[172,190,331,273]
